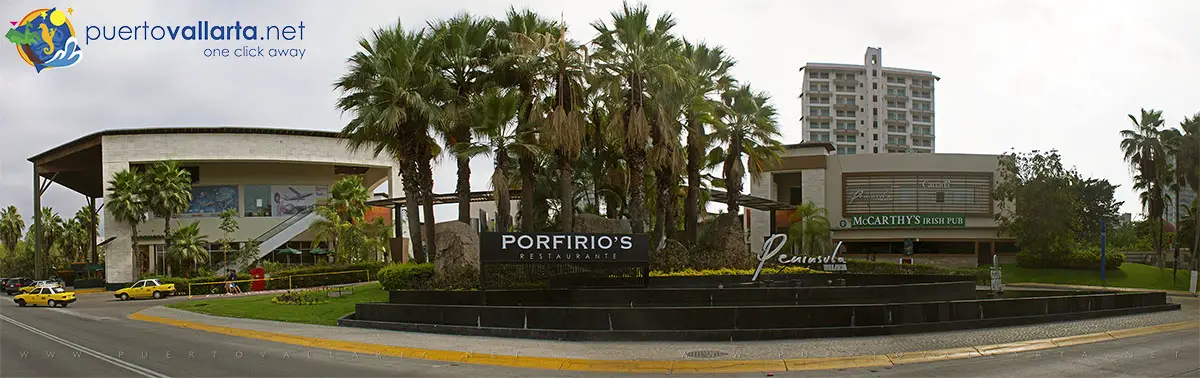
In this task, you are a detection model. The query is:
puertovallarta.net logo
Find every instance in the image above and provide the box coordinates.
[6,7,81,73]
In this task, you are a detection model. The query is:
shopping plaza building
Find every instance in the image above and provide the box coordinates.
[29,127,404,284]
[749,142,1016,268]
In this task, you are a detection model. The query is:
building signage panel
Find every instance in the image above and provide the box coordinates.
[843,173,993,216]
[846,213,966,228]
[479,232,650,263]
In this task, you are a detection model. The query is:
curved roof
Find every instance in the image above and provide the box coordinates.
[29,126,341,162]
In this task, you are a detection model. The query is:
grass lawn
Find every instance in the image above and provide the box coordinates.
[167,282,387,326]
[998,263,1194,292]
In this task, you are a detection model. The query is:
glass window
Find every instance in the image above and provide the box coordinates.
[51,287,65,294]
[244,185,272,217]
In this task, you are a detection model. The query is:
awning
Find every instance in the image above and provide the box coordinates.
[707,190,796,211]
[276,247,302,255]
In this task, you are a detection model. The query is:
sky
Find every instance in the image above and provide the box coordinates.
[0,0,1197,229]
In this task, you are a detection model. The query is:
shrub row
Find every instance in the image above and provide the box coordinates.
[1016,250,1124,270]
[272,289,330,305]
[137,262,385,295]
[378,263,435,290]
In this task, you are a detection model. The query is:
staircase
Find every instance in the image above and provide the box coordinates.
[226,208,323,271]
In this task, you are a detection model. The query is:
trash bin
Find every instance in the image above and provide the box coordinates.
[250,267,266,291]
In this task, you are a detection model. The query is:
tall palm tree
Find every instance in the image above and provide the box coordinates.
[167,221,209,277]
[75,206,98,263]
[524,27,589,232]
[430,13,497,223]
[460,87,533,232]
[784,201,832,256]
[1164,113,1200,271]
[61,218,83,262]
[494,7,561,231]
[648,69,686,244]
[144,161,193,252]
[0,205,24,254]
[1121,108,1168,269]
[591,1,683,233]
[38,207,64,258]
[713,85,783,213]
[680,41,735,245]
[335,19,444,262]
[107,169,148,276]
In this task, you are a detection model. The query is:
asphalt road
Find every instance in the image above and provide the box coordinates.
[1,292,1197,377]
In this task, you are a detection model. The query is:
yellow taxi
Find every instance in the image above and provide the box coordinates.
[114,279,176,300]
[19,280,63,294]
[14,286,76,307]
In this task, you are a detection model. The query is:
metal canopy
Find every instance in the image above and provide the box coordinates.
[708,190,796,211]
[369,189,793,212]
[366,190,523,208]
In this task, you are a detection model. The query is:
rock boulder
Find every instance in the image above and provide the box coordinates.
[432,221,481,278]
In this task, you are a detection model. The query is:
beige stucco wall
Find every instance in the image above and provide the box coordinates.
[101,132,402,283]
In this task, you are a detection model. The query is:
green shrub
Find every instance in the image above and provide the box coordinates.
[650,266,823,277]
[262,262,384,290]
[844,259,968,275]
[1016,248,1123,270]
[272,289,330,305]
[378,263,435,290]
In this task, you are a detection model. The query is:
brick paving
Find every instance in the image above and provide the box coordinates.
[140,295,1198,361]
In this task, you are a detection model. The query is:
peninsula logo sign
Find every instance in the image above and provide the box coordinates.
[6,7,82,72]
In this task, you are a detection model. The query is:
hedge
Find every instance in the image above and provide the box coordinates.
[138,262,386,295]
[378,263,435,290]
[1016,250,1124,270]
[650,266,823,277]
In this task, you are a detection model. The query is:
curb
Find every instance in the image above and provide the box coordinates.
[72,287,106,295]
[1008,282,1198,297]
[127,310,1200,374]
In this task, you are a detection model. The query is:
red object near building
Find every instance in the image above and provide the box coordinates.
[250,267,266,291]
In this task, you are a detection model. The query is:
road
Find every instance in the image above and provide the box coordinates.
[0,292,1197,377]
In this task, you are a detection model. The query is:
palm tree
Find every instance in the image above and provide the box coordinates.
[107,169,148,276]
[591,1,683,233]
[1121,109,1169,269]
[335,19,444,262]
[38,207,64,258]
[144,161,193,252]
[430,13,497,223]
[784,201,832,256]
[713,85,783,213]
[312,205,350,260]
[328,176,370,222]
[75,206,98,263]
[526,27,589,232]
[648,69,686,244]
[460,87,532,231]
[0,205,24,254]
[61,218,83,262]
[494,7,561,231]
[679,41,735,245]
[167,221,209,277]
[1163,113,1200,272]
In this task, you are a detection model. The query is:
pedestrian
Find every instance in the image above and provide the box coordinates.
[227,269,242,294]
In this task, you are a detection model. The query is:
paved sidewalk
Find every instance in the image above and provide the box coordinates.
[137,296,1199,362]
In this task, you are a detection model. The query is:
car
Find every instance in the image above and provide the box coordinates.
[13,286,76,307]
[4,277,33,295]
[114,279,176,300]
[19,280,62,294]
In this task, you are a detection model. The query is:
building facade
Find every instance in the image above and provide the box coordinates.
[29,127,405,284]
[800,47,938,155]
[749,143,1015,268]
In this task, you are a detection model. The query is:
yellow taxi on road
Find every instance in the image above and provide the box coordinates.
[19,280,63,294]
[14,286,76,307]
[114,279,176,300]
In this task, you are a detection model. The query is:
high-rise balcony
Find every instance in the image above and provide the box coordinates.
[833,128,858,135]
[833,103,857,111]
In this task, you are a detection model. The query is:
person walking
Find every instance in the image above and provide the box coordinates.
[226,269,242,295]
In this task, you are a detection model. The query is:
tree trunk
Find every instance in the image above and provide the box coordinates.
[131,226,140,278]
[163,215,172,253]
[400,166,424,263]
[628,150,646,234]
[1175,190,1181,277]
[725,135,743,214]
[519,155,536,231]
[419,161,437,263]
[559,157,574,232]
[660,169,677,241]
[456,141,472,224]
[496,153,512,232]
[684,117,702,246]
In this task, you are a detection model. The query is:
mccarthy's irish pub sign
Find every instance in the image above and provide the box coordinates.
[840,213,966,229]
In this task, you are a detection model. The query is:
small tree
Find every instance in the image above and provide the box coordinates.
[783,201,832,256]
[167,222,209,277]
[217,209,239,269]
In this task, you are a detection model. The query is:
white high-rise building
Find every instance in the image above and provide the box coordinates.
[799,47,938,155]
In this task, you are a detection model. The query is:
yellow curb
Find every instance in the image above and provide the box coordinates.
[128,309,1200,374]
[72,288,106,294]
[1048,333,1115,347]
[888,347,984,364]
[785,355,892,371]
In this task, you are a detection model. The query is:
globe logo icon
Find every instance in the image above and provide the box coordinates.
[5,7,82,73]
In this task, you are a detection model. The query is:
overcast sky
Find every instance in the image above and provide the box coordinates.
[1,0,1197,228]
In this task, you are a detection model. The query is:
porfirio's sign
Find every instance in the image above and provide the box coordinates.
[479,232,650,263]
[846,213,965,228]
[752,235,847,281]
